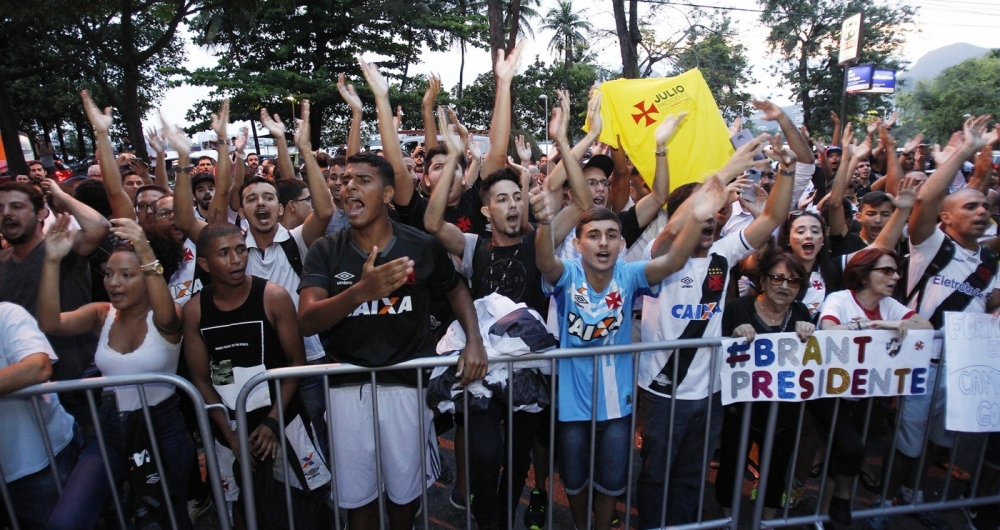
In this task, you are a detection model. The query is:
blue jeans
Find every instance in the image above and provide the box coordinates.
[299,356,330,453]
[1,425,81,530]
[48,395,194,530]
[636,390,723,529]
[558,415,632,496]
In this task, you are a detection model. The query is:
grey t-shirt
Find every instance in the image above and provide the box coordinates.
[0,242,96,381]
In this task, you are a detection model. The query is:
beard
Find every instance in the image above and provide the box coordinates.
[1,218,37,245]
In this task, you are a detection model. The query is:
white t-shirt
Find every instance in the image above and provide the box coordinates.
[0,303,75,482]
[168,238,203,307]
[906,229,1000,356]
[639,230,753,400]
[802,268,827,319]
[245,225,325,361]
[819,289,915,327]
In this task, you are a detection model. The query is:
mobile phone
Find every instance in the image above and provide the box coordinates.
[741,168,761,202]
[730,130,767,161]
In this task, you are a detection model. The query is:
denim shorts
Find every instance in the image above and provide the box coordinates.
[557,415,632,496]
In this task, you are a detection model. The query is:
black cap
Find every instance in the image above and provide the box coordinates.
[191,172,215,191]
[582,154,614,178]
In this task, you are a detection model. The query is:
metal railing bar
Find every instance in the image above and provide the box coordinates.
[29,395,63,495]
[370,373,386,530]
[416,369,429,530]
[136,384,180,530]
[275,379,295,530]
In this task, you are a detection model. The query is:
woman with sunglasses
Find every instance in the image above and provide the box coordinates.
[814,247,932,524]
[715,250,815,520]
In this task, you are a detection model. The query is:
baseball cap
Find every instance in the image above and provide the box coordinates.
[191,172,215,191]
[826,146,843,155]
[582,154,614,178]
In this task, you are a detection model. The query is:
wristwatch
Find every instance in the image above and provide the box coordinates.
[141,260,163,277]
[778,168,795,177]
[175,165,194,174]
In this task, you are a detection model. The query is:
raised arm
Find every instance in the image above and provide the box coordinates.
[148,128,171,194]
[608,143,631,214]
[968,135,999,194]
[645,174,729,284]
[209,100,233,223]
[338,74,364,157]
[829,123,867,238]
[295,100,335,247]
[869,175,919,252]
[877,124,902,196]
[42,178,111,256]
[532,185,565,284]
[481,41,524,178]
[112,218,181,339]
[260,108,295,180]
[298,247,414,336]
[229,127,248,213]
[421,74,441,151]
[743,133,798,248]
[36,214,103,336]
[909,116,992,245]
[830,111,842,148]
[423,109,468,257]
[548,92,594,244]
[544,90,601,203]
[358,58,414,207]
[753,99,812,164]
[82,90,135,220]
[633,113,687,227]
[160,119,206,242]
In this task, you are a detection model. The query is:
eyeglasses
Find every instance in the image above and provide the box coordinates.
[291,196,312,204]
[135,203,157,213]
[870,266,898,276]
[155,208,175,219]
[586,179,610,189]
[766,274,803,288]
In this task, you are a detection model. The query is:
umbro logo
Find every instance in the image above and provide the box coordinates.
[681,277,694,288]
[335,271,355,285]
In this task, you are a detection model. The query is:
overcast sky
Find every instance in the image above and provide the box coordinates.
[150,0,1000,130]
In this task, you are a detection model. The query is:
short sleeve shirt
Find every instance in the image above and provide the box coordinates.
[299,221,461,386]
[819,289,915,327]
[543,260,658,421]
[395,181,490,237]
[0,303,75,482]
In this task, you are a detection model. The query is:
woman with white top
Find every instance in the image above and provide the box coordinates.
[38,214,193,530]
[817,247,932,525]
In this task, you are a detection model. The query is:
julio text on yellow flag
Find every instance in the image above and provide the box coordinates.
[587,69,734,190]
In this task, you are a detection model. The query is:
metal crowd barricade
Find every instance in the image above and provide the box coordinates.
[233,331,999,530]
[0,373,232,530]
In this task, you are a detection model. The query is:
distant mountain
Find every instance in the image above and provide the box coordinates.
[899,43,990,90]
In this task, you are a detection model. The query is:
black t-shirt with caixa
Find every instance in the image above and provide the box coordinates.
[299,221,461,387]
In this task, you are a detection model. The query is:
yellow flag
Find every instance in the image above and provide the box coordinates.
[588,69,734,190]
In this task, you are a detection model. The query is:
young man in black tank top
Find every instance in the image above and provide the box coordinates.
[183,222,330,525]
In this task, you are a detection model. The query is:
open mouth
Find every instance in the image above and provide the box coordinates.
[1,219,19,232]
[109,292,125,304]
[254,208,271,222]
[595,250,611,262]
[592,196,606,206]
[345,197,365,218]
[801,243,816,254]
[229,268,245,280]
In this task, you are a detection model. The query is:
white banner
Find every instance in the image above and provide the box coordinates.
[944,312,1000,432]
[720,330,935,406]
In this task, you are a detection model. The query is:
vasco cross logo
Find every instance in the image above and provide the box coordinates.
[632,101,658,127]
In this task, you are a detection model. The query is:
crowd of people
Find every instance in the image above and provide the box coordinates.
[1,41,1000,530]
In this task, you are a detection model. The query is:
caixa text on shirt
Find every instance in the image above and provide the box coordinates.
[566,311,622,341]
[670,303,721,320]
[350,296,413,316]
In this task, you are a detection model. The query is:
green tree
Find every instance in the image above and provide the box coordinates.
[758,0,915,136]
[540,0,593,89]
[672,17,754,122]
[901,51,1000,142]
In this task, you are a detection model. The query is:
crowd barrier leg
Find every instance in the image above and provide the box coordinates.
[848,399,876,504]
[416,368,430,530]
[463,384,473,530]
[546,358,557,530]
[586,355,598,530]
[657,353,681,530]
[275,379,296,530]
[779,402,807,521]
[912,364,945,504]
[813,399,840,521]
[697,347,721,524]
[85,388,128,530]
[625,351,640,530]
[29,395,64,496]
[369,373,387,530]
[727,402,753,529]
[323,375,342,530]
[751,402,780,530]
[0,463,21,530]
[136,385,181,530]
[507,361,515,530]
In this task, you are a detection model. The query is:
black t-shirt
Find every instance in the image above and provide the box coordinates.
[829,231,908,259]
[299,221,461,386]
[618,206,643,248]
[722,294,812,337]
[468,231,547,315]
[396,179,490,237]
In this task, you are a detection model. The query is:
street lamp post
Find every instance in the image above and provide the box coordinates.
[538,94,548,154]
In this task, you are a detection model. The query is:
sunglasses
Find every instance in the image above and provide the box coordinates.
[766,274,803,288]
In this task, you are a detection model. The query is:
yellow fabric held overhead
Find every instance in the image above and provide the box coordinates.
[585,69,734,190]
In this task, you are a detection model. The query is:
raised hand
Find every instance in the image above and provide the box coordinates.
[234,127,249,154]
[550,90,571,143]
[962,115,993,152]
[357,57,389,99]
[853,134,873,161]
[903,133,924,154]
[738,183,768,218]
[891,174,921,209]
[356,246,414,302]
[337,73,363,112]
[515,135,532,164]
[752,99,785,122]
[729,116,743,136]
[718,133,769,182]
[585,91,603,137]
[159,116,190,158]
[295,100,312,153]
[877,122,896,150]
[109,218,153,254]
[444,107,470,149]
[259,108,286,138]
[529,186,559,225]
[691,174,730,221]
[422,74,441,109]
[40,178,69,208]
[146,128,166,155]
[932,131,963,166]
[766,133,797,168]
[867,117,881,136]
[81,90,112,134]
[44,213,77,262]
[494,40,525,83]
[655,112,688,147]
[830,110,841,126]
[211,99,230,142]
[840,122,855,152]
[437,106,463,155]
[884,111,899,129]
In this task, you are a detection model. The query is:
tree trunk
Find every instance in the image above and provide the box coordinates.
[73,115,87,159]
[0,80,28,176]
[310,101,323,150]
[120,65,150,161]
[798,47,812,132]
[487,0,506,73]
[612,0,639,78]
[457,39,466,118]
[55,122,68,161]
[506,0,521,53]
[563,36,571,89]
